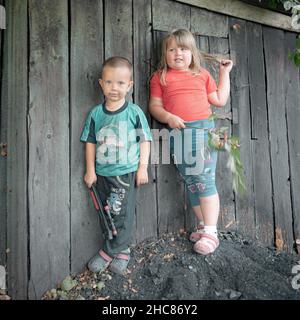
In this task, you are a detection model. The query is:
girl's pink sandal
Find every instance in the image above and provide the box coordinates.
[189,225,205,242]
[193,233,219,255]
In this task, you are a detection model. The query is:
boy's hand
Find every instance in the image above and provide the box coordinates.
[220,59,233,73]
[136,165,149,187]
[84,171,97,188]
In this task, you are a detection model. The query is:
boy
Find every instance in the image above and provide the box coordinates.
[80,56,152,275]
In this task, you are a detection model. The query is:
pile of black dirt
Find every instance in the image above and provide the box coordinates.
[43,231,300,300]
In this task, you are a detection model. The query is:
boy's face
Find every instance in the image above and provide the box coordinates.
[99,66,133,105]
[166,38,192,71]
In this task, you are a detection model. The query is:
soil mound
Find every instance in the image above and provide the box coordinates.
[43,231,300,300]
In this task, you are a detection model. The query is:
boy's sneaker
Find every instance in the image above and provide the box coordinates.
[109,248,130,275]
[88,250,113,273]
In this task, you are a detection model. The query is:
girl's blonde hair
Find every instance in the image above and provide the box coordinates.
[158,29,217,85]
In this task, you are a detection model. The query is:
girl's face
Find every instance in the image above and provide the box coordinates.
[166,38,192,71]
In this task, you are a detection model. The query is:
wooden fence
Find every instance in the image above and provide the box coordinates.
[0,0,300,299]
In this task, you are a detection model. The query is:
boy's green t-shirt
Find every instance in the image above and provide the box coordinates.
[80,101,152,177]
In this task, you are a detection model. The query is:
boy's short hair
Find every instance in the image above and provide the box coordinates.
[101,56,133,78]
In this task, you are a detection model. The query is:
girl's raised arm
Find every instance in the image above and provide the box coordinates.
[208,59,233,107]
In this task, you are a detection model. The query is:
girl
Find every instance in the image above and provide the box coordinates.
[149,29,233,255]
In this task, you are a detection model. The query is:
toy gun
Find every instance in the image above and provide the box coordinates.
[89,185,117,240]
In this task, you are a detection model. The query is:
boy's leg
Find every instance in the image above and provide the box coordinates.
[97,172,136,256]
[88,172,136,273]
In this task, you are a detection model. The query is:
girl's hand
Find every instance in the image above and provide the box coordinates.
[84,171,97,188]
[136,165,149,186]
[220,59,233,73]
[166,114,186,129]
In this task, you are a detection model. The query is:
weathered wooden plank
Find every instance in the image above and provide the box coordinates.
[191,6,228,38]
[188,35,235,233]
[104,0,136,240]
[104,0,132,60]
[151,31,168,73]
[70,0,103,275]
[104,0,133,105]
[152,0,190,32]
[150,30,166,234]
[0,0,4,26]
[247,22,273,246]
[197,35,209,60]
[133,0,157,243]
[0,2,5,30]
[28,0,69,298]
[229,18,255,238]
[5,0,28,300]
[157,160,186,234]
[184,35,210,232]
[0,0,7,267]
[208,36,235,231]
[152,31,186,235]
[175,0,300,33]
[133,0,151,117]
[263,26,294,252]
[284,32,300,247]
[241,0,291,15]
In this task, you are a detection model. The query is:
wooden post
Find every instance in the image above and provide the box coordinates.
[175,0,299,33]
[151,1,192,235]
[263,26,294,252]
[0,4,5,30]
[207,35,235,231]
[247,21,273,246]
[284,31,300,252]
[6,0,28,299]
[152,0,190,32]
[133,0,158,242]
[28,0,69,298]
[151,29,186,235]
[184,34,211,232]
[0,0,7,267]
[70,0,104,275]
[229,18,256,238]
[191,5,235,231]
[104,0,132,60]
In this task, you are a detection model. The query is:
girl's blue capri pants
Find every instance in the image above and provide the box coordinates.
[169,119,218,207]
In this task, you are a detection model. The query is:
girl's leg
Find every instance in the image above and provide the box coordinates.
[199,193,220,226]
[189,205,205,242]
[192,205,204,222]
[193,193,220,255]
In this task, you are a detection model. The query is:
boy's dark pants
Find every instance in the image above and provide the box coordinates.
[95,172,136,257]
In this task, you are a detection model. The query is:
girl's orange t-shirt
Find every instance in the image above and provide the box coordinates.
[150,68,217,121]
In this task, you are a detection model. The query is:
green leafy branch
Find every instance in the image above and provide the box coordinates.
[208,114,247,195]
[283,1,300,65]
[289,36,300,65]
